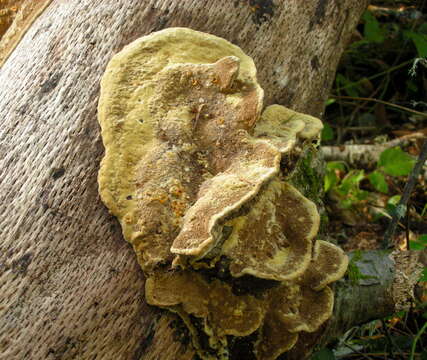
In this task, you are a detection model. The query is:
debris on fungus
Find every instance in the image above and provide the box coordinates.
[98,27,348,360]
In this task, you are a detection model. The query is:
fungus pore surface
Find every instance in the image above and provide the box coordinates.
[98,28,348,360]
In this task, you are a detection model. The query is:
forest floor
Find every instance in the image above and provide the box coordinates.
[316,1,427,359]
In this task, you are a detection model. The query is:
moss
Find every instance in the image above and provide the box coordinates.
[288,144,329,235]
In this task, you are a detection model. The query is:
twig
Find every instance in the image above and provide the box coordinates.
[382,140,427,248]
[343,343,376,360]
[381,319,405,359]
[335,59,414,93]
[338,352,418,358]
[410,321,427,360]
[331,95,427,119]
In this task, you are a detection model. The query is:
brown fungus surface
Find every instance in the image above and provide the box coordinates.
[302,240,349,291]
[222,180,319,281]
[98,28,348,360]
[146,270,265,336]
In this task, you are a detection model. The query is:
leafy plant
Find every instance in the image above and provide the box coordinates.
[409,234,427,251]
[324,147,416,217]
[368,170,388,193]
[363,11,385,44]
[321,123,334,142]
[378,146,416,176]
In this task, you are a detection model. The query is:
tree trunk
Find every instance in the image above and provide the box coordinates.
[0,1,391,359]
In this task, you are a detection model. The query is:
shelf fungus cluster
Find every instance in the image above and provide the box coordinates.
[98,28,349,360]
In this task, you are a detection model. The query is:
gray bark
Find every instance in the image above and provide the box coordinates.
[0,1,395,359]
[321,133,426,170]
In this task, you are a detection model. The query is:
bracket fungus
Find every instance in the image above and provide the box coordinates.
[98,28,349,360]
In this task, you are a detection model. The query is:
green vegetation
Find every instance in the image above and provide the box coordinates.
[314,2,427,359]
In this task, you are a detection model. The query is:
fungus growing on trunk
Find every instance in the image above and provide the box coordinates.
[98,27,348,360]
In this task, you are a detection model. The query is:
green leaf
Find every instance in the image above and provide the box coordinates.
[412,234,427,250]
[368,171,388,193]
[363,11,385,43]
[407,79,418,93]
[410,241,425,251]
[388,195,401,206]
[420,267,427,282]
[311,348,336,360]
[327,161,346,172]
[354,189,369,201]
[339,170,365,194]
[418,235,427,245]
[386,195,401,215]
[325,98,336,107]
[378,147,415,176]
[321,123,334,141]
[404,30,427,58]
[324,162,345,192]
[324,172,337,193]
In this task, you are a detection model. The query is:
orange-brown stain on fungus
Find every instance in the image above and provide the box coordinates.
[98,28,348,360]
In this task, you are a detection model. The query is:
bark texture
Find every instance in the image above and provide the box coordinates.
[0,1,368,359]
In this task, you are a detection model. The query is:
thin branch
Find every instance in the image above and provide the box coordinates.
[381,319,405,359]
[383,140,427,248]
[321,133,426,169]
[410,321,427,360]
[343,342,376,360]
[334,59,414,93]
[331,95,427,119]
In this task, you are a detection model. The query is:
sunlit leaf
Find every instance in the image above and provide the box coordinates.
[388,195,401,206]
[339,170,365,194]
[327,161,346,172]
[386,195,401,215]
[324,162,345,192]
[368,171,388,193]
[378,147,415,176]
[324,172,337,193]
[325,98,336,106]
